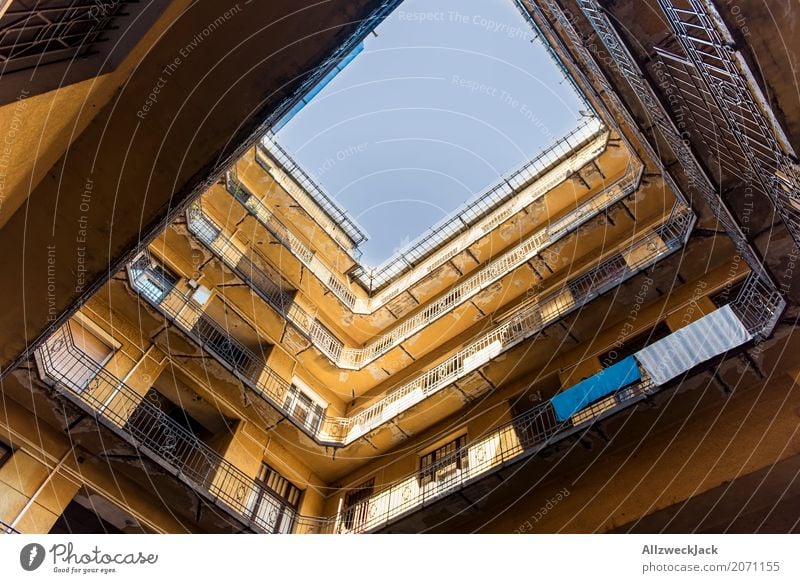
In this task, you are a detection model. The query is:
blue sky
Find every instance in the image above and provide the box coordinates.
[275,0,587,266]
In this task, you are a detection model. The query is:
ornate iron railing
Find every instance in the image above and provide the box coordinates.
[329,375,656,533]
[227,170,360,309]
[34,323,299,534]
[31,318,657,535]
[131,205,693,446]
[234,133,632,319]
[203,165,643,368]
[339,206,694,439]
[656,0,800,247]
[37,262,779,534]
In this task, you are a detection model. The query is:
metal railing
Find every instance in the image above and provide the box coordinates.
[127,255,302,423]
[730,273,786,339]
[339,206,693,441]
[571,0,781,301]
[227,170,359,310]
[34,323,300,534]
[326,265,788,533]
[255,120,606,293]
[263,0,403,150]
[187,203,345,364]
[235,130,623,318]
[323,267,788,532]
[133,202,692,446]
[43,265,776,535]
[656,0,800,247]
[348,118,606,291]
[258,137,368,254]
[206,165,642,368]
[328,375,656,533]
[32,318,660,535]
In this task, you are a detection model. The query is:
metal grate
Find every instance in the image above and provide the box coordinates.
[656,0,800,247]
[0,0,129,74]
[35,323,300,534]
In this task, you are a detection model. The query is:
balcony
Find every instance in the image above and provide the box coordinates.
[559,0,779,287]
[231,153,643,319]
[258,136,368,255]
[328,278,783,533]
[129,203,694,447]
[34,323,300,534]
[654,0,800,247]
[252,118,607,294]
[34,265,782,534]
[200,164,643,369]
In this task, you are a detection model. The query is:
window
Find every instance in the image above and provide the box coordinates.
[419,435,468,490]
[189,211,221,246]
[340,478,374,532]
[247,463,301,534]
[283,382,325,433]
[128,255,179,305]
[0,0,171,103]
[38,319,115,392]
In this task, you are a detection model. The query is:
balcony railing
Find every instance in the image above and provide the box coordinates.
[729,272,786,339]
[37,260,780,534]
[231,154,642,320]
[127,254,302,423]
[656,0,800,248]
[186,202,345,364]
[131,204,692,447]
[325,275,784,533]
[329,375,656,533]
[521,1,786,340]
[258,137,368,255]
[338,206,694,441]
[34,323,299,534]
[204,166,642,368]
[254,119,607,294]
[0,0,128,75]
[227,170,360,310]
[30,318,655,535]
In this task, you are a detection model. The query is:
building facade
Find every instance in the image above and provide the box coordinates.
[1,0,798,534]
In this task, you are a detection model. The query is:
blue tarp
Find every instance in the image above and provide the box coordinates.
[551,356,642,422]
